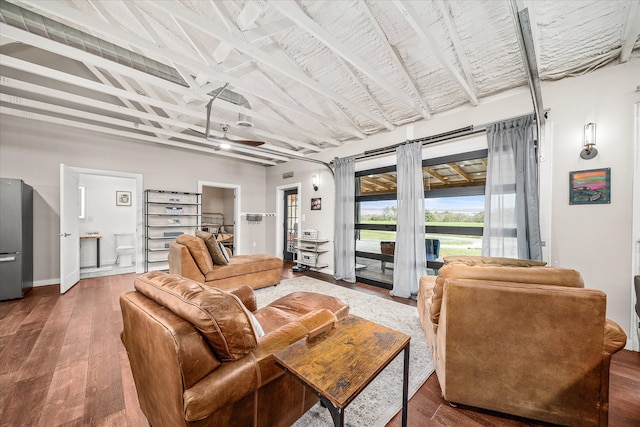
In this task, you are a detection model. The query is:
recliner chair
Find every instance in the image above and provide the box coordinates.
[417,256,627,427]
[120,271,350,427]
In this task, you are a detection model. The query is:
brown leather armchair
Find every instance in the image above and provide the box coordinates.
[417,256,627,427]
[120,271,349,427]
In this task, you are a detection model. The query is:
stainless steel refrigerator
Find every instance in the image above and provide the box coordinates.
[0,178,33,301]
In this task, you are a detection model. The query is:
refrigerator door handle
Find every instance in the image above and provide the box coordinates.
[0,256,16,262]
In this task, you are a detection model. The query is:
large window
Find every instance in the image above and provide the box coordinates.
[355,150,487,289]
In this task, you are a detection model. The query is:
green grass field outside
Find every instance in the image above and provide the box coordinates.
[358,220,483,257]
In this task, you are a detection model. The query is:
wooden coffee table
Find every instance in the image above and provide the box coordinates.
[274,315,410,427]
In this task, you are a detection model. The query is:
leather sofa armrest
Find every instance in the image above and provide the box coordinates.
[169,242,205,283]
[227,285,257,312]
[183,356,259,422]
[603,318,627,355]
[296,308,338,333]
[419,276,437,301]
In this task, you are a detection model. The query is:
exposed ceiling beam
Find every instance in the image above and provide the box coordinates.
[147,0,393,129]
[392,0,479,106]
[2,24,338,150]
[435,0,478,100]
[447,163,472,182]
[10,0,367,139]
[2,77,203,135]
[242,18,294,43]
[360,0,431,119]
[119,0,207,89]
[0,55,304,157]
[270,0,424,121]
[209,0,244,64]
[424,167,448,184]
[0,105,278,165]
[620,0,640,63]
[0,86,293,162]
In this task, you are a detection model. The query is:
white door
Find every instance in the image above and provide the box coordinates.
[60,164,80,293]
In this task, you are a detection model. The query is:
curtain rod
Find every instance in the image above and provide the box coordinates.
[349,110,543,163]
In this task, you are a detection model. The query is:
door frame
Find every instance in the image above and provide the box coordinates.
[276,182,302,261]
[198,181,241,254]
[60,165,144,293]
[630,102,640,351]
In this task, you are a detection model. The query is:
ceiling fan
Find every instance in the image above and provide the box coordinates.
[204,83,264,148]
[217,122,264,148]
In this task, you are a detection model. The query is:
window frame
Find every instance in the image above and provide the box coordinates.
[354,149,488,288]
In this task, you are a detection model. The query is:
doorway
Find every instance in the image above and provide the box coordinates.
[283,189,299,261]
[60,165,143,292]
[275,183,302,263]
[199,181,240,254]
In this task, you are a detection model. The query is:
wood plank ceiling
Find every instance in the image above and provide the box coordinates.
[1,0,639,166]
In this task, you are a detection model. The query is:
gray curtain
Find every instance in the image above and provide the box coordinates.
[392,141,427,298]
[482,114,542,260]
[333,156,356,282]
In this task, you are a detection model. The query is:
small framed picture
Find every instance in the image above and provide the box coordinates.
[569,168,610,205]
[116,190,132,206]
[311,197,322,211]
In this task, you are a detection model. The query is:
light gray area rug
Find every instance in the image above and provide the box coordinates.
[254,276,434,427]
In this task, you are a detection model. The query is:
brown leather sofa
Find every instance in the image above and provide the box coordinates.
[120,271,349,427]
[417,256,627,427]
[169,233,282,290]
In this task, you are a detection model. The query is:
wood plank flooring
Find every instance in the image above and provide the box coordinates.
[1,267,638,426]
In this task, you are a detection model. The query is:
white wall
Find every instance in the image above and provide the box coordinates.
[0,121,269,285]
[266,60,640,345]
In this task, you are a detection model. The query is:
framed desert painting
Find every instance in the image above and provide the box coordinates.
[569,168,610,205]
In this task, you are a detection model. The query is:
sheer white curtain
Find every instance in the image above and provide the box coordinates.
[333,156,356,282]
[392,141,427,298]
[482,114,542,260]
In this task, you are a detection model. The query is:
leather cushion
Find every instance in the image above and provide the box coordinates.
[176,234,214,274]
[430,262,584,324]
[443,255,547,267]
[195,230,228,265]
[134,271,258,361]
[204,254,283,281]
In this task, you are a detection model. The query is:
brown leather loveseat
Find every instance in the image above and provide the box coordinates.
[169,233,282,290]
[120,271,349,427]
[417,256,627,427]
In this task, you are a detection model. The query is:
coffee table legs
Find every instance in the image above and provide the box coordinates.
[319,395,344,426]
[402,344,410,427]
[318,342,410,427]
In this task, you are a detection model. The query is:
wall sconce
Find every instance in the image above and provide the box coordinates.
[580,123,598,159]
[312,174,319,191]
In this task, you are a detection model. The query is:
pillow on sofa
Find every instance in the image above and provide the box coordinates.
[176,234,214,274]
[218,241,230,264]
[430,262,584,324]
[134,271,258,361]
[195,230,228,265]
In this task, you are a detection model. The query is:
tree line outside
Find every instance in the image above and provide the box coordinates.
[363,205,484,225]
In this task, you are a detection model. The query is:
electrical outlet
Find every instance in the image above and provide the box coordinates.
[253,242,256,247]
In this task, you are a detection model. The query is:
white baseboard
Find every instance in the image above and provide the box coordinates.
[33,278,60,287]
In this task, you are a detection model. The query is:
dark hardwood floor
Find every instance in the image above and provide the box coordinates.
[1,266,638,426]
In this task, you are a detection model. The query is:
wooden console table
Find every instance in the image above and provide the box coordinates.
[274,315,410,427]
